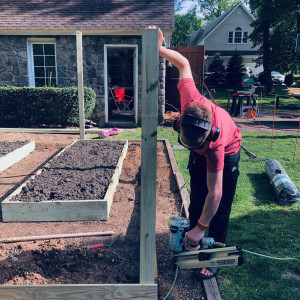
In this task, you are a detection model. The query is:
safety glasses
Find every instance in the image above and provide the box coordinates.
[177,134,205,150]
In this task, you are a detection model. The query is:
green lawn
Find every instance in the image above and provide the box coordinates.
[89,127,300,300]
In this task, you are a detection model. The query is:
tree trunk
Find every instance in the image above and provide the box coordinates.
[262,19,273,93]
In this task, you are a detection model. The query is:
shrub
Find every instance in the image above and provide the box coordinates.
[206,53,226,86]
[294,75,300,87]
[225,50,246,86]
[0,86,96,127]
[257,72,265,85]
[284,74,294,87]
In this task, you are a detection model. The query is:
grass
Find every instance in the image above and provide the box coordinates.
[89,127,300,300]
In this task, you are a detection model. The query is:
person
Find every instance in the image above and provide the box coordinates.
[148,26,242,279]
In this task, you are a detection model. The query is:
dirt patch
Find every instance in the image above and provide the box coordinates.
[0,133,205,299]
[0,141,30,158]
[11,140,126,202]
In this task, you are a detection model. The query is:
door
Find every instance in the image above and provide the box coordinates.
[104,45,138,124]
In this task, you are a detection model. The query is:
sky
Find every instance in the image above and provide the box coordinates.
[177,1,197,15]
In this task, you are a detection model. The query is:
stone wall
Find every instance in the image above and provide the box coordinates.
[0,36,28,86]
[0,35,165,125]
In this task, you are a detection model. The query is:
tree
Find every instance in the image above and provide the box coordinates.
[226,50,246,85]
[171,9,203,47]
[206,53,226,86]
[249,0,299,93]
[179,0,247,21]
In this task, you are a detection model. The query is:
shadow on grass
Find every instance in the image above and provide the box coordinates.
[247,173,275,206]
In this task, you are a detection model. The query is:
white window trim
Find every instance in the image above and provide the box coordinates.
[27,38,57,87]
[227,28,248,45]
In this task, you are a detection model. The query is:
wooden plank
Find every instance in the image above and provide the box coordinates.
[202,278,222,300]
[0,141,35,172]
[140,28,159,284]
[1,141,128,222]
[0,128,104,134]
[0,284,158,300]
[164,139,190,218]
[76,30,85,140]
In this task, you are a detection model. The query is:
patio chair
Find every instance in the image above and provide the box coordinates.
[109,87,133,112]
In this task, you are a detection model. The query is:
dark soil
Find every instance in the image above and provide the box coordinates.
[12,140,126,202]
[0,141,30,158]
[0,133,205,299]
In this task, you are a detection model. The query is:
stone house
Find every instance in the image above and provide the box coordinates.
[0,0,174,127]
[187,2,263,76]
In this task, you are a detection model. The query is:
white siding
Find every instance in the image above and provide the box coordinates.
[204,8,257,52]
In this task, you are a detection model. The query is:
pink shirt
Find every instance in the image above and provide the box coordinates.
[178,78,242,173]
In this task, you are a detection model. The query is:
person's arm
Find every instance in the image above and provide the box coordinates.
[184,171,223,250]
[147,25,193,80]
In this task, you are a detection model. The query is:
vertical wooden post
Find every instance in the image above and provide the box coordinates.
[140,28,159,284]
[76,30,85,140]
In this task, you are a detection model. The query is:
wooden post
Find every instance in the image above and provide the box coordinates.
[140,28,159,284]
[76,30,85,140]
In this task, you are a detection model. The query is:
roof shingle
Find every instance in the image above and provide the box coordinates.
[0,0,174,32]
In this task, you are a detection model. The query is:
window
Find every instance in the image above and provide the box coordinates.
[228,27,248,44]
[27,39,57,87]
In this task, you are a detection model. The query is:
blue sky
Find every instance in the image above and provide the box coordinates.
[177,1,197,15]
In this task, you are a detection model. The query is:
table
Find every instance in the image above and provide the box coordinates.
[229,93,259,117]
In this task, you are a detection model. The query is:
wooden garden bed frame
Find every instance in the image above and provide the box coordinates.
[1,140,128,222]
[0,141,35,172]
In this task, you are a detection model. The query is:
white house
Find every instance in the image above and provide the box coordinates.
[187,2,263,76]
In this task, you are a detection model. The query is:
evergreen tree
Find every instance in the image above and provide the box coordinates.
[206,53,225,86]
[226,50,246,86]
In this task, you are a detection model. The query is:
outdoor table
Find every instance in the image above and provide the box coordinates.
[230,93,259,117]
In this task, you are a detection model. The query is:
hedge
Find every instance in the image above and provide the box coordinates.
[0,86,96,127]
[294,75,300,87]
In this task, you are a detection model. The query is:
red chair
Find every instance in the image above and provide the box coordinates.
[110,88,133,111]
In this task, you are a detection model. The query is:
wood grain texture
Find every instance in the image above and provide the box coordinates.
[140,28,159,284]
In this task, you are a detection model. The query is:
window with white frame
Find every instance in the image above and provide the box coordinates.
[228,27,248,44]
[27,39,57,87]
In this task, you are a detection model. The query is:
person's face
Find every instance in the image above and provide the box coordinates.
[178,132,206,150]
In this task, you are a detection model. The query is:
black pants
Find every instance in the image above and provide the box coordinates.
[188,150,240,243]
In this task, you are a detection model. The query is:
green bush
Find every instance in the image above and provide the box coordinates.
[0,86,96,127]
[294,74,300,87]
[284,74,294,86]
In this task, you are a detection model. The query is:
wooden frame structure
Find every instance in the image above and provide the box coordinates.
[1,140,128,222]
[0,28,159,300]
[0,141,35,172]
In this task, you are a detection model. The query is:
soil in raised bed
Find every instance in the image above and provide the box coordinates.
[0,133,205,300]
[0,141,30,159]
[11,140,126,202]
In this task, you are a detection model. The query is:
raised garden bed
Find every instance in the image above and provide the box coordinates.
[0,141,35,172]
[1,140,128,222]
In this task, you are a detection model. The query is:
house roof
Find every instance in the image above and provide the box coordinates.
[0,0,174,34]
[188,2,255,45]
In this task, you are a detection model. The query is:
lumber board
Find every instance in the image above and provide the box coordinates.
[140,28,159,284]
[76,30,85,140]
[202,278,222,300]
[0,141,35,172]
[164,139,190,218]
[1,140,128,222]
[0,284,158,300]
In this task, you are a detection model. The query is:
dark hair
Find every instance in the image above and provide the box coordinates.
[180,104,213,146]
